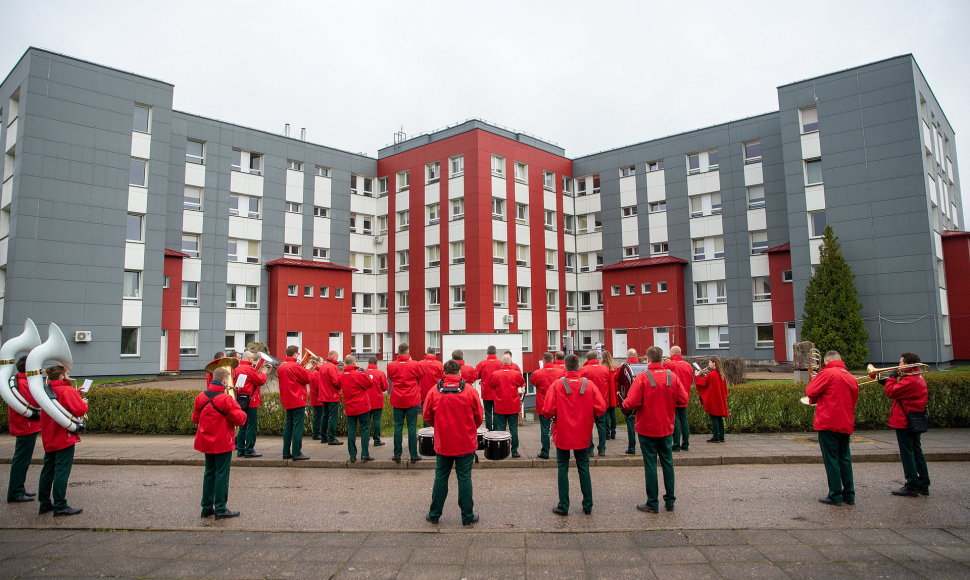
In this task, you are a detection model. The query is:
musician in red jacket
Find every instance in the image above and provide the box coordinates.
[880,352,930,497]
[580,351,611,456]
[387,343,426,463]
[365,357,390,446]
[205,351,225,389]
[424,359,484,525]
[339,355,376,462]
[695,356,729,442]
[529,352,564,459]
[232,352,267,458]
[6,357,41,504]
[806,350,860,506]
[277,345,312,461]
[312,352,343,445]
[543,354,606,515]
[37,366,88,517]
[621,347,688,513]
[622,349,640,455]
[487,356,526,458]
[192,367,248,519]
[665,346,695,451]
[451,350,479,384]
[475,346,503,430]
[418,349,444,427]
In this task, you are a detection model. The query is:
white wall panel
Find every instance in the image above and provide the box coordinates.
[228,216,262,240]
[130,132,151,159]
[395,191,409,212]
[547,311,560,329]
[687,172,720,196]
[689,215,723,238]
[181,306,200,330]
[493,265,508,285]
[225,309,260,331]
[128,186,147,214]
[183,210,204,235]
[805,185,826,211]
[543,190,558,211]
[752,301,773,324]
[743,163,764,186]
[121,300,142,327]
[313,177,332,207]
[746,208,767,231]
[424,182,440,205]
[124,242,145,270]
[544,230,558,249]
[491,220,508,242]
[182,258,202,282]
[448,178,464,200]
[230,172,263,196]
[450,309,465,330]
[646,170,665,191]
[809,238,822,264]
[227,263,262,286]
[749,254,770,277]
[491,176,506,197]
[691,260,726,282]
[801,132,822,159]
[284,213,303,245]
[545,271,559,289]
[513,181,528,202]
[185,163,206,187]
[449,264,465,286]
[313,222,331,247]
[693,304,729,326]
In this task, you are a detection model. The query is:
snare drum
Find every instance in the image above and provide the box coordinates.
[483,431,511,460]
[477,427,488,450]
[417,427,436,456]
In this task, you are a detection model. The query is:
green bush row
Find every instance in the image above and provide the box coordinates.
[2,372,969,435]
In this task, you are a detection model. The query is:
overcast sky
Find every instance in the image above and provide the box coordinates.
[3,0,967,221]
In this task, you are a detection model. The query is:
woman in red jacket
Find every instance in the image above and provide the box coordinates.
[695,356,728,442]
[881,352,931,497]
[7,357,41,503]
[192,367,247,519]
[37,366,88,516]
[601,351,619,440]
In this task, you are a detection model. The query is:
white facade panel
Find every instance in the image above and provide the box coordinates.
[645,170,665,191]
[448,178,464,200]
[447,220,464,243]
[130,131,151,159]
[746,208,767,231]
[121,300,142,327]
[752,301,773,324]
[493,265,508,285]
[940,288,949,316]
[805,185,826,211]
[450,309,465,330]
[424,227,440,247]
[691,259,726,282]
[395,190,409,212]
[621,228,640,248]
[182,258,202,282]
[313,177,332,207]
[543,190,558,211]
[424,310,440,330]
[350,195,379,216]
[313,220,331,247]
[184,163,206,187]
[491,220,508,242]
[619,175,636,197]
[689,215,723,238]
[801,132,822,159]
[449,265,465,286]
[749,254,770,277]
[491,176,506,197]
[809,238,822,264]
[1,177,12,209]
[285,181,303,203]
[182,210,204,235]
[181,306,200,330]
[693,304,729,326]
[227,216,262,240]
[225,309,260,331]
[424,182,440,205]
[573,195,600,214]
[127,186,147,214]
[547,311,560,329]
[425,269,440,288]
[545,271,559,289]
[226,262,262,286]
[230,172,263,196]
[544,229,558,249]
[284,213,303,244]
[124,241,145,270]
[513,181,528,202]
[687,172,720,196]
[743,163,764,186]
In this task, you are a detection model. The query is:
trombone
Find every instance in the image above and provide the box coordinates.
[857,362,931,386]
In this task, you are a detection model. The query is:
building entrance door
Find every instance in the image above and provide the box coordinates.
[160,331,168,372]
[329,332,342,357]
[786,323,797,362]
[612,330,627,356]
[653,327,670,356]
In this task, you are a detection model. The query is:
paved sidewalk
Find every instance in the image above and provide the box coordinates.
[0,527,967,579]
[2,428,967,469]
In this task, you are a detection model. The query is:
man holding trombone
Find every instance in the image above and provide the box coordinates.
[878,352,931,497]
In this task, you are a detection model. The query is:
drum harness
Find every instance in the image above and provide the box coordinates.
[437,378,466,393]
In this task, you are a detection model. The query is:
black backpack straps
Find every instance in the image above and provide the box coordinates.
[202,390,228,417]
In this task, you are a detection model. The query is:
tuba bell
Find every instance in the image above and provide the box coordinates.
[298,348,319,370]
[204,357,240,398]
[26,323,85,432]
[0,318,43,420]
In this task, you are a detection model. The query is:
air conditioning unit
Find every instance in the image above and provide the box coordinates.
[502,314,515,324]
[74,331,92,343]
[567,318,577,327]
[374,236,385,244]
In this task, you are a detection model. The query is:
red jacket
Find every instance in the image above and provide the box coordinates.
[39,380,88,452]
[487,366,525,415]
[8,373,42,437]
[529,363,565,415]
[665,356,694,409]
[476,355,503,401]
[454,359,478,384]
[340,365,374,417]
[311,358,341,405]
[387,355,425,408]
[806,360,859,434]
[366,364,389,410]
[277,357,312,410]
[626,357,639,364]
[423,374,484,456]
[884,373,928,430]
[231,361,267,408]
[418,355,445,401]
[622,363,687,437]
[192,382,247,454]
[542,371,606,449]
[205,356,220,390]
[695,369,728,417]
[579,360,611,404]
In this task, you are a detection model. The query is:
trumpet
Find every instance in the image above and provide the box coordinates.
[858,362,931,385]
[298,349,319,370]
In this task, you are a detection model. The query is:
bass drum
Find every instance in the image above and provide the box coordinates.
[483,431,511,461]
[477,427,488,450]
[417,427,436,456]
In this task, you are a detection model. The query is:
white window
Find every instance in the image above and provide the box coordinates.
[579,291,593,311]
[130,158,147,187]
[350,175,359,195]
[804,158,823,185]
[623,246,639,259]
[450,240,465,264]
[566,291,577,311]
[313,206,329,218]
[743,140,763,164]
[626,284,636,296]
[611,285,620,296]
[162,275,170,289]
[312,247,329,261]
[288,160,303,171]
[642,283,651,294]
[377,293,388,312]
[564,215,575,235]
[689,192,722,217]
[426,162,440,183]
[516,244,529,266]
[377,215,388,234]
[750,230,768,254]
[491,155,505,176]
[378,177,388,196]
[450,155,464,177]
[592,175,601,194]
[521,330,531,352]
[746,185,766,209]
[517,286,530,308]
[181,233,200,258]
[179,330,198,356]
[183,186,203,211]
[782,269,793,283]
[121,327,140,356]
[427,244,440,267]
[185,140,205,165]
[562,177,574,196]
[652,243,669,255]
[647,160,664,172]
[377,254,388,272]
[181,281,199,307]
[451,198,465,219]
[492,197,505,219]
[397,249,410,270]
[127,214,145,242]
[398,210,410,229]
[543,171,555,190]
[548,330,559,351]
[753,276,771,301]
[133,104,151,133]
[284,244,300,256]
[579,253,591,272]
[515,203,528,223]
[544,210,556,230]
[808,211,826,238]
[427,287,441,309]
[493,285,508,307]
[360,177,373,196]
[514,162,527,182]
[226,285,259,309]
[228,239,260,263]
[687,149,718,174]
[231,150,262,175]
[648,200,666,213]
[288,285,298,297]
[427,203,440,224]
[622,205,638,217]
[452,284,466,307]
[800,107,819,133]
[123,270,141,299]
[334,287,344,299]
[493,241,507,264]
[397,170,410,191]
[756,325,774,348]
[545,249,556,270]
[565,252,575,272]
[398,291,409,311]
[696,326,729,349]
[320,286,330,298]
[230,194,261,219]
[692,236,725,261]
[546,289,558,310]
[620,165,636,177]
[695,281,727,305]
[315,165,331,177]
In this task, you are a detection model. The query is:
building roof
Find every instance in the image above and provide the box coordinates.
[264,258,356,272]
[164,249,190,258]
[762,243,791,254]
[941,230,970,239]
[600,257,688,271]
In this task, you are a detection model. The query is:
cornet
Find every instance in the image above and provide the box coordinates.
[298,349,319,370]
[858,362,931,385]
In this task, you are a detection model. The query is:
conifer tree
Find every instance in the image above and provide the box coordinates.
[800,226,869,368]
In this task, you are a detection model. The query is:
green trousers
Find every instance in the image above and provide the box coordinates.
[556,448,592,513]
[282,407,305,457]
[347,413,371,460]
[493,414,520,454]
[428,452,475,524]
[7,432,38,500]
[201,451,232,514]
[393,405,421,459]
[673,407,690,449]
[588,415,607,454]
[370,408,384,442]
[709,415,725,441]
[235,407,258,455]
[895,428,930,492]
[483,400,495,430]
[322,401,341,442]
[818,430,854,503]
[626,414,637,453]
[605,408,617,438]
[638,435,675,510]
[38,444,75,511]
[310,404,324,439]
[538,415,551,456]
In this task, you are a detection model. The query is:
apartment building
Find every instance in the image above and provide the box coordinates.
[0,48,964,376]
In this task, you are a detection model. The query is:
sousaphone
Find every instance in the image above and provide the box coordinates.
[0,318,43,420]
[26,323,84,432]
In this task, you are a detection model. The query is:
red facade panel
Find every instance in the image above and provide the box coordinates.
[266,261,353,358]
[602,262,687,356]
[766,247,795,362]
[161,253,184,371]
[942,232,970,359]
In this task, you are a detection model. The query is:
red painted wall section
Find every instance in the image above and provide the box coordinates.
[942,232,970,359]
[161,251,185,371]
[601,259,687,357]
[266,260,353,358]
[766,245,795,362]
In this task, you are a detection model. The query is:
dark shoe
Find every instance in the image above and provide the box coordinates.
[215,510,240,520]
[23,491,37,497]
[349,457,357,463]
[361,456,375,462]
[552,506,568,516]
[373,440,386,446]
[282,454,293,459]
[53,507,83,517]
[583,508,592,515]
[392,456,402,463]
[537,453,549,459]
[636,504,658,514]
[425,515,439,524]
[39,504,53,515]
[918,489,930,496]
[818,497,843,506]
[411,456,423,463]
[625,450,637,455]
[312,435,323,440]
[891,486,919,497]
[328,440,344,446]
[597,451,606,457]
[707,438,718,443]
[7,495,34,503]
[845,499,855,505]
[201,509,215,518]
[462,514,480,526]
[292,455,311,461]
[672,445,681,451]
[681,446,689,451]
[244,452,262,458]
[665,504,675,512]
[717,439,725,443]
[511,452,521,458]
[237,452,245,457]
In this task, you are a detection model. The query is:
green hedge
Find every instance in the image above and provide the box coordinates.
[2,372,969,435]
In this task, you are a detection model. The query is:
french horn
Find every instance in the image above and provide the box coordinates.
[26,323,85,432]
[0,318,43,420]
